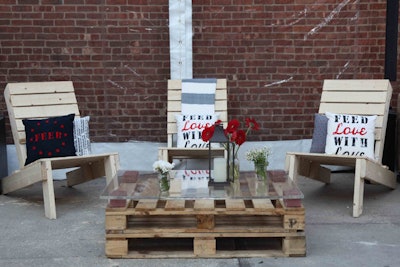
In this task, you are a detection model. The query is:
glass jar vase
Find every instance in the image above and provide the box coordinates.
[254,161,267,181]
[159,173,170,192]
[228,145,240,182]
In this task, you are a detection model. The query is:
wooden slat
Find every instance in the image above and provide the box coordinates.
[10,92,77,107]
[1,161,44,194]
[105,239,128,257]
[168,88,227,101]
[167,79,226,90]
[286,152,358,166]
[252,199,275,211]
[323,79,392,91]
[225,199,246,211]
[105,215,127,230]
[319,103,385,116]
[167,100,227,113]
[165,199,186,211]
[165,147,225,158]
[135,199,158,211]
[12,104,80,119]
[48,153,118,169]
[194,199,215,211]
[6,81,74,94]
[321,91,388,103]
[193,237,216,256]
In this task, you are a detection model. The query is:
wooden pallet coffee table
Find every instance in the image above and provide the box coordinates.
[101,170,305,258]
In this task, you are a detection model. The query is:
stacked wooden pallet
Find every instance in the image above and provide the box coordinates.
[105,196,306,258]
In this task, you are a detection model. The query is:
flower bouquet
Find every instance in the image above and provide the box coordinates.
[246,146,271,180]
[152,160,175,192]
[201,118,260,181]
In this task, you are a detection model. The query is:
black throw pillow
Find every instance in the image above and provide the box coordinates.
[23,114,76,165]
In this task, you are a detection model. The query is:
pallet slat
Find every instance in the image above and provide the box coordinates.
[135,199,158,211]
[165,199,186,210]
[194,199,215,211]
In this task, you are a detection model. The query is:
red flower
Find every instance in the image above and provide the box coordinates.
[235,130,246,145]
[230,131,237,143]
[225,119,240,134]
[201,125,215,142]
[245,118,260,131]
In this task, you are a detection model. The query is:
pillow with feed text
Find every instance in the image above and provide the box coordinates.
[175,114,219,148]
[23,114,76,165]
[325,112,376,160]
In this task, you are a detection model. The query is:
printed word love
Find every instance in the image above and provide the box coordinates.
[181,120,213,131]
[332,123,367,136]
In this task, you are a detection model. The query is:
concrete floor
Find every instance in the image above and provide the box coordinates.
[0,171,399,267]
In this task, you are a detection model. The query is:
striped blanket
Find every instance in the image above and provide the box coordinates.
[181,78,217,114]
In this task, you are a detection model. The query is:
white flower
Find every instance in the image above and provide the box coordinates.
[152,160,175,174]
[245,146,271,165]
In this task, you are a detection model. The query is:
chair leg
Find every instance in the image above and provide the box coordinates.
[158,148,171,162]
[285,154,299,182]
[104,154,120,186]
[41,161,57,219]
[353,160,364,218]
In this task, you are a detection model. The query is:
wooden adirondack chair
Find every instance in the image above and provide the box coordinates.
[285,79,397,217]
[158,79,228,163]
[2,81,119,219]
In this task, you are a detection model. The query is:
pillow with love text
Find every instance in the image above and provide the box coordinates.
[175,114,219,148]
[325,112,376,160]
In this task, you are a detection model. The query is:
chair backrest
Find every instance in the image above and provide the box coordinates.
[318,79,392,163]
[167,79,228,147]
[4,81,80,168]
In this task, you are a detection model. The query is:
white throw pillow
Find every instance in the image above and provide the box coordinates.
[73,116,91,156]
[325,112,376,160]
[175,114,219,148]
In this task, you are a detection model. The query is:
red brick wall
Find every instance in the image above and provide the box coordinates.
[0,1,399,143]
